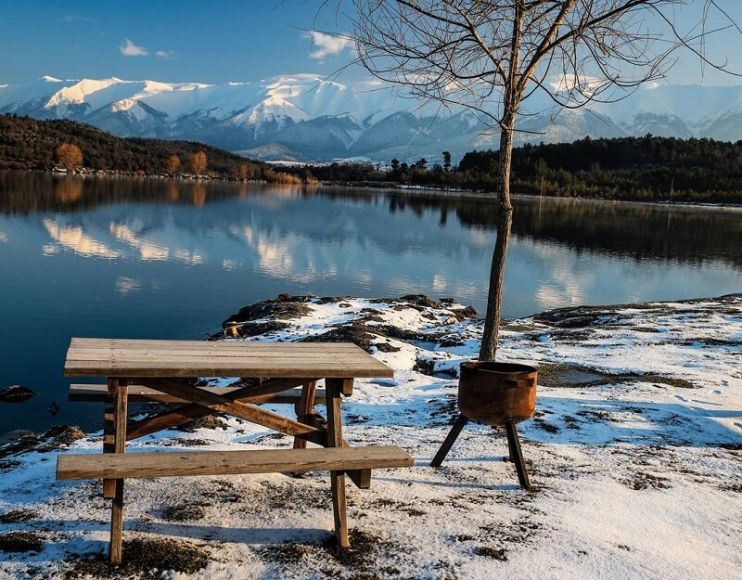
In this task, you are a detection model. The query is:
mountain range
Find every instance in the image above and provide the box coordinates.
[1,74,740,164]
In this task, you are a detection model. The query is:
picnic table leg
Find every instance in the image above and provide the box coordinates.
[293,381,317,451]
[102,382,116,499]
[325,378,349,549]
[109,379,129,565]
[288,381,317,478]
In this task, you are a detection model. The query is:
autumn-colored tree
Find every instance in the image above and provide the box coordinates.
[189,151,208,175]
[166,155,181,175]
[55,143,83,168]
[238,163,251,180]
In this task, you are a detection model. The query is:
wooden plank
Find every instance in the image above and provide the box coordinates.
[66,350,368,363]
[64,339,394,379]
[346,469,371,489]
[65,361,393,379]
[236,378,320,400]
[127,405,205,441]
[70,338,361,350]
[56,446,414,480]
[340,379,353,397]
[125,380,321,441]
[70,337,361,348]
[123,378,308,440]
[325,378,349,549]
[69,383,327,405]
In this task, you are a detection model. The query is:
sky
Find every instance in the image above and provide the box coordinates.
[0,0,740,86]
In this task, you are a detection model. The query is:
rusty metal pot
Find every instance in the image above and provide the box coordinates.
[458,360,538,425]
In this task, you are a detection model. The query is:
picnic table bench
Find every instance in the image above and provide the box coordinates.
[57,338,413,564]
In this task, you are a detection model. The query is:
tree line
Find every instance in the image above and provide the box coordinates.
[286,135,742,204]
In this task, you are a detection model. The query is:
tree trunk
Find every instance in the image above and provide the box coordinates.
[478,1,522,362]
[478,124,515,362]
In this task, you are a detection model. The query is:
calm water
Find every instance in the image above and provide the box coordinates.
[1,172,740,435]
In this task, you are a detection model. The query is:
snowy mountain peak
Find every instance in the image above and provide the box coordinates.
[1,75,740,163]
[46,78,126,107]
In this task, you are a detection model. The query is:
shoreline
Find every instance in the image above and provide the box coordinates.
[3,167,741,209]
[317,182,742,211]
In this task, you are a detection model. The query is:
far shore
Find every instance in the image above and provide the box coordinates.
[4,167,742,210]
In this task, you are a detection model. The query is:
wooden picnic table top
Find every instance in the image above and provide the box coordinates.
[64,337,394,379]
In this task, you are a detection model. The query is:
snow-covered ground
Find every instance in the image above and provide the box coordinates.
[0,294,740,579]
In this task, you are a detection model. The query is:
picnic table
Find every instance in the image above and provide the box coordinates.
[56,338,413,564]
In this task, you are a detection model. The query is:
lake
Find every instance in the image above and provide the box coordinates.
[0,171,740,436]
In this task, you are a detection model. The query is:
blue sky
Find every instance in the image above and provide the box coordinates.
[0,1,739,85]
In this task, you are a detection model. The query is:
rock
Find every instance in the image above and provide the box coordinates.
[0,385,35,404]
[450,305,478,321]
[42,425,85,446]
[222,295,312,327]
[218,320,290,339]
[302,321,377,352]
[177,415,228,432]
[0,532,43,553]
[316,296,353,304]
[400,294,440,308]
[0,433,39,459]
[0,509,38,524]
[373,341,401,353]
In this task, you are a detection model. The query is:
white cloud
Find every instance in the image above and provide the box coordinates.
[155,50,172,58]
[120,39,148,57]
[304,31,354,61]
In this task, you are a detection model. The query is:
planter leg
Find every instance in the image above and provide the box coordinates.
[505,425,517,462]
[505,421,531,490]
[431,414,468,467]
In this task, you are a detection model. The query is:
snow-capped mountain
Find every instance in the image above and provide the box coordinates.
[1,75,740,163]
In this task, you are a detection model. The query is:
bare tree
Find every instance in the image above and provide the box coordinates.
[349,0,739,361]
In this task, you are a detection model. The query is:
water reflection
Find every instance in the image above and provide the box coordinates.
[1,171,738,303]
[44,217,122,259]
[55,177,83,204]
[2,171,739,268]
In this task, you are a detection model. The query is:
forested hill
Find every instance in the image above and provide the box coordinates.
[0,114,266,178]
[293,136,742,204]
[462,136,742,201]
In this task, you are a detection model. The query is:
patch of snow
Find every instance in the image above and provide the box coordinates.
[0,294,739,578]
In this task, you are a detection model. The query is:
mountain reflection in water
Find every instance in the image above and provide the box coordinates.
[0,171,739,434]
